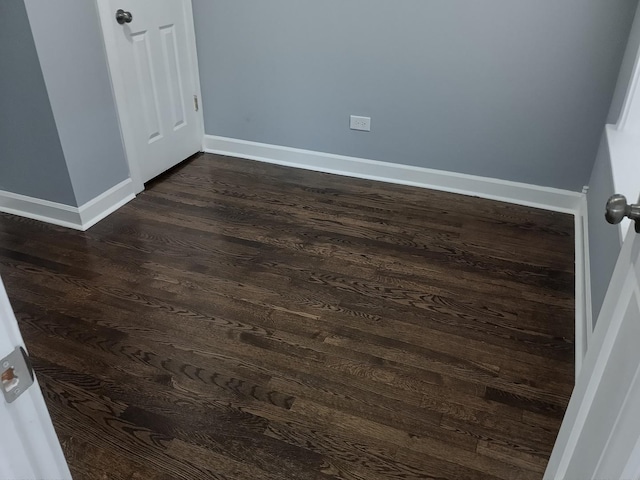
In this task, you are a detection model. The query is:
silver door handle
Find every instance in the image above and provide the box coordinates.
[606,194,640,233]
[115,9,133,24]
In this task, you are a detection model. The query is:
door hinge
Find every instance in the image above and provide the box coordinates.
[1,347,34,404]
[194,95,199,112]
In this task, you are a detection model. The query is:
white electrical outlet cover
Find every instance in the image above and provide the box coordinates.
[350,115,371,132]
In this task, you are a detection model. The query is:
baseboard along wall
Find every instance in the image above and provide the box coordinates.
[203,134,591,374]
[0,136,591,373]
[0,178,135,231]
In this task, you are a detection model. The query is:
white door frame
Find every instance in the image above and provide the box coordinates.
[95,0,205,194]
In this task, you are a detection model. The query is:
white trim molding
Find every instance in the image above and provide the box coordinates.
[0,179,135,231]
[574,192,593,377]
[204,134,589,374]
[204,135,583,214]
[77,179,136,230]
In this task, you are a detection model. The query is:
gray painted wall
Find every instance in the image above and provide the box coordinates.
[608,3,640,125]
[24,0,130,206]
[587,135,620,322]
[192,0,637,191]
[587,2,640,322]
[0,0,75,205]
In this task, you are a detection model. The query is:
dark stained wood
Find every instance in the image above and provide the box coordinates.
[0,153,575,479]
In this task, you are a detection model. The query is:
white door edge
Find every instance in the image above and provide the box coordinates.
[182,0,206,147]
[545,221,640,478]
[94,0,204,194]
[0,278,71,479]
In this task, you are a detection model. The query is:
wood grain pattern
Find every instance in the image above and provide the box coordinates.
[0,153,574,479]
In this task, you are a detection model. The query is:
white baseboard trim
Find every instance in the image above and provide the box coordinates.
[0,191,83,230]
[573,193,593,378]
[203,135,583,214]
[0,179,135,231]
[77,179,136,230]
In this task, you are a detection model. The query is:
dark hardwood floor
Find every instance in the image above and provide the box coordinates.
[0,153,575,479]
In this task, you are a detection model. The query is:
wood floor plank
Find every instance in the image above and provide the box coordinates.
[0,153,574,479]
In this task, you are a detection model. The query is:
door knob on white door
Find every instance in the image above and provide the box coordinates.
[115,9,133,24]
[606,194,640,233]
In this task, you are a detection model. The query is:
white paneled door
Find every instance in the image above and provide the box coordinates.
[0,276,71,479]
[545,195,640,479]
[99,0,203,188]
